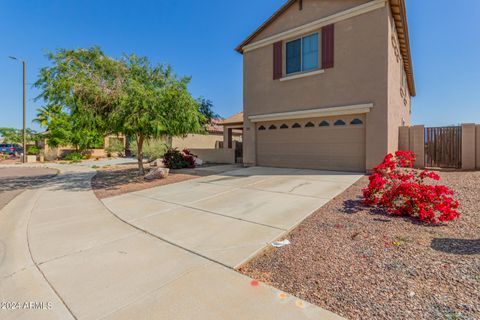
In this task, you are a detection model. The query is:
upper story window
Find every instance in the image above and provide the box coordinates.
[286,33,319,75]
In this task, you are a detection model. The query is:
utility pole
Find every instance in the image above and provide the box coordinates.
[9,56,27,163]
[22,60,26,163]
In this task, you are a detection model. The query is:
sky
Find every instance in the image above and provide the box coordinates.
[0,0,479,131]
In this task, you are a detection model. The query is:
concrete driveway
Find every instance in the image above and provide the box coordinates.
[103,166,363,268]
[1,165,360,320]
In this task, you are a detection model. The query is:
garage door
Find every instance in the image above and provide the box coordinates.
[256,115,366,171]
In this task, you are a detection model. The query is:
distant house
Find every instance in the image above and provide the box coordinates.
[40,134,126,160]
[235,0,415,172]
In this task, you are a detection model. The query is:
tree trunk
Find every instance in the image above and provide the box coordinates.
[136,134,145,175]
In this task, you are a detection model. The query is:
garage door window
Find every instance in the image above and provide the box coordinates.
[292,123,301,128]
[334,120,346,126]
[258,125,266,131]
[280,124,289,129]
[350,118,363,125]
[319,121,330,127]
[269,125,277,130]
[305,122,315,128]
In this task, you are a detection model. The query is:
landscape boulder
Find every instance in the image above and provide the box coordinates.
[150,158,165,167]
[145,167,169,180]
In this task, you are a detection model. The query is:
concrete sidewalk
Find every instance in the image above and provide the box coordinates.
[0,165,344,320]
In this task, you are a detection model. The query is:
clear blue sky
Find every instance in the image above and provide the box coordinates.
[1,0,479,131]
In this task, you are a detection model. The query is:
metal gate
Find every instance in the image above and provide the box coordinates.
[425,126,462,168]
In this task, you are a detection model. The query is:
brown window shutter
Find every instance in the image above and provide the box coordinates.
[322,24,334,69]
[273,41,283,80]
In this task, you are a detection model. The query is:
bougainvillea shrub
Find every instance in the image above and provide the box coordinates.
[162,148,196,169]
[363,150,460,224]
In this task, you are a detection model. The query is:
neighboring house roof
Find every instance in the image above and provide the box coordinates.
[206,119,227,134]
[219,112,244,126]
[207,118,243,134]
[235,0,415,96]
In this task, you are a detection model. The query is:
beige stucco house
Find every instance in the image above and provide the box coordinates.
[236,0,415,172]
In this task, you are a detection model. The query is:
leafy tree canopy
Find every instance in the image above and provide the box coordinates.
[35,47,217,173]
[0,127,38,144]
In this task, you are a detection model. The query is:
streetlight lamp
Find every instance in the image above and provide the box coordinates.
[9,56,27,163]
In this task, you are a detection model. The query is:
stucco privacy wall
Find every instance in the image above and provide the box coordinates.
[398,125,425,168]
[462,124,476,170]
[172,134,222,150]
[401,124,480,170]
[243,1,390,170]
[476,125,480,169]
[189,148,236,164]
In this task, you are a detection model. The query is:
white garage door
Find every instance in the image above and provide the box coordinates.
[256,115,366,172]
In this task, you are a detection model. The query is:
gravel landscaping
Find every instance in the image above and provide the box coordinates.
[239,171,480,320]
[91,163,211,199]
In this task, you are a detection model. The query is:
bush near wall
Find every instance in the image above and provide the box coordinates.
[163,148,196,169]
[363,150,460,224]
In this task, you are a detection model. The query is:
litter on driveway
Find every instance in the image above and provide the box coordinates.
[271,239,290,248]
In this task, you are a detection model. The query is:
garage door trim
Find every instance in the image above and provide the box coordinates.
[249,103,373,123]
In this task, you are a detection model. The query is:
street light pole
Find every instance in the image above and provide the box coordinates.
[9,56,27,163]
[22,61,26,163]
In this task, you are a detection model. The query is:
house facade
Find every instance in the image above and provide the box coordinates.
[236,0,415,171]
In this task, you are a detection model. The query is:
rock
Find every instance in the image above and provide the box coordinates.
[145,167,169,180]
[150,158,165,167]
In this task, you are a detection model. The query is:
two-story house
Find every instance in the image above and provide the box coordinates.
[236,0,415,172]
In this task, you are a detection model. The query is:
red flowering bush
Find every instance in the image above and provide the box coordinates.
[162,148,196,169]
[363,150,460,224]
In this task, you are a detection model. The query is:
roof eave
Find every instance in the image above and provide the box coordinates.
[390,0,416,96]
[235,0,297,54]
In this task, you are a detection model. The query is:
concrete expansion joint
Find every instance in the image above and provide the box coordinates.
[129,192,286,231]
[100,200,237,271]
[25,185,79,320]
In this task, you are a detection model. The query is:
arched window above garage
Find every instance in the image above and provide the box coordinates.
[305,122,315,128]
[268,124,277,130]
[292,123,301,128]
[350,118,363,125]
[258,125,266,131]
[319,121,330,127]
[334,120,346,126]
[280,124,289,129]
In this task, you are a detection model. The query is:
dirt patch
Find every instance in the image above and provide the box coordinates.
[239,172,480,320]
[91,163,211,199]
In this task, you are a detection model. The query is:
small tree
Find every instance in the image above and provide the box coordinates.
[109,55,207,173]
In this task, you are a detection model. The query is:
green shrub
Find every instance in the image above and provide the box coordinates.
[105,138,125,157]
[27,146,40,155]
[63,151,84,162]
[130,139,167,161]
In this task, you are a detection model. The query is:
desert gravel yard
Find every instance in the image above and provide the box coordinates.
[239,171,480,320]
[92,163,212,199]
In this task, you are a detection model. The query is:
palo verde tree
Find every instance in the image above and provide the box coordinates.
[110,54,207,173]
[35,47,215,174]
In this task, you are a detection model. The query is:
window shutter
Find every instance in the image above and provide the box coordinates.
[322,24,334,69]
[273,41,283,80]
